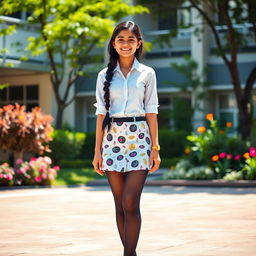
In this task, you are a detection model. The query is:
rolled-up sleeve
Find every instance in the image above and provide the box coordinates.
[93,71,107,115]
[144,69,159,114]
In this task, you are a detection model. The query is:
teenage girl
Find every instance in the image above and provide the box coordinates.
[92,20,161,256]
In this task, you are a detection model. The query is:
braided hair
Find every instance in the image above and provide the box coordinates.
[102,21,144,131]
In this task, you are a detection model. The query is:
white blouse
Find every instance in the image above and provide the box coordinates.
[93,57,159,117]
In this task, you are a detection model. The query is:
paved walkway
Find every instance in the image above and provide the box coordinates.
[0,185,256,256]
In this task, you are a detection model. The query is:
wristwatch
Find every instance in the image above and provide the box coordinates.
[151,145,160,151]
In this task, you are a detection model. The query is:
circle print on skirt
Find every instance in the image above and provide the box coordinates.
[112,146,121,153]
[131,160,139,168]
[116,122,123,126]
[118,136,126,144]
[145,137,150,144]
[117,155,124,161]
[106,158,113,166]
[129,124,137,132]
[138,133,144,139]
[129,151,137,157]
[107,134,113,141]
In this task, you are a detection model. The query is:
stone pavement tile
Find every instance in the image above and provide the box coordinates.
[0,186,255,256]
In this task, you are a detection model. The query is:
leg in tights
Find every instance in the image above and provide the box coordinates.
[106,171,126,246]
[122,170,148,256]
[106,170,148,256]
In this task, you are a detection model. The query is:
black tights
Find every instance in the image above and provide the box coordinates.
[106,169,148,256]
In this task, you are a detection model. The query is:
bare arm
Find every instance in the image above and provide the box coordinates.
[92,114,105,176]
[94,114,105,153]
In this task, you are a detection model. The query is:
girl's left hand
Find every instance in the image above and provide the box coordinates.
[149,150,161,173]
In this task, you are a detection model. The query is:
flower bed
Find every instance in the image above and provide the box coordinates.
[165,113,255,181]
[0,156,60,186]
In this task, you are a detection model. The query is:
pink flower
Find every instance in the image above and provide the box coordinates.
[219,152,226,159]
[6,174,12,181]
[249,147,256,157]
[39,168,44,173]
[42,173,47,179]
[30,157,37,161]
[53,166,60,171]
[234,155,241,160]
[35,176,42,182]
[226,154,232,159]
[43,156,52,165]
[49,174,55,180]
[20,167,26,174]
[0,174,3,178]
[16,159,23,165]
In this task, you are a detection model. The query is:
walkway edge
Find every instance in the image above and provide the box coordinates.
[87,179,256,187]
[1,179,256,190]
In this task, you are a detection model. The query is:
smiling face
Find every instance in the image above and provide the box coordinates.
[112,29,141,58]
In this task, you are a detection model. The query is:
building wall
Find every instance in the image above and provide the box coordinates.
[0,71,53,115]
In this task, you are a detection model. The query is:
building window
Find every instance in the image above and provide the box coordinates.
[86,98,97,132]
[158,8,178,30]
[0,85,39,111]
[217,93,238,134]
[252,93,256,119]
[158,96,172,129]
[158,1,191,31]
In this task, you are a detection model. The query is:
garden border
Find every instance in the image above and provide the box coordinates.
[0,179,256,190]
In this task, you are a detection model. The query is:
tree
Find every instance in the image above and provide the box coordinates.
[0,0,148,128]
[138,0,256,139]
[0,104,53,166]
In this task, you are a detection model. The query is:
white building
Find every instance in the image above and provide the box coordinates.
[1,4,256,135]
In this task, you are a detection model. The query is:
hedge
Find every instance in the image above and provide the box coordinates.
[49,129,188,164]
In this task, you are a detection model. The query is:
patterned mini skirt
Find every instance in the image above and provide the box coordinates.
[100,119,152,172]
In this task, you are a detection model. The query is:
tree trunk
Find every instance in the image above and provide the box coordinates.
[55,104,65,129]
[240,97,252,140]
[229,67,252,140]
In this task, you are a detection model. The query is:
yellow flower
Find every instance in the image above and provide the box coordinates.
[211,155,219,162]
[226,122,232,127]
[129,144,135,150]
[197,126,206,134]
[184,148,190,154]
[206,113,214,121]
[243,152,250,159]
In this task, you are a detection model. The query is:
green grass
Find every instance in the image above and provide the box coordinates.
[53,168,105,186]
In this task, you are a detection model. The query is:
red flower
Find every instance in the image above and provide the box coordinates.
[249,147,256,157]
[234,155,241,160]
[219,152,226,159]
[226,154,232,159]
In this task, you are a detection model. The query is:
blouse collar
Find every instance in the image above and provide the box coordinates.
[114,57,145,73]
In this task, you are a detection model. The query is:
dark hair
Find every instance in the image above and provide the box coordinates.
[102,21,144,131]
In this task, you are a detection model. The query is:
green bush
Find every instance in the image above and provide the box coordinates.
[163,165,214,180]
[79,132,96,160]
[48,130,86,164]
[59,159,93,168]
[48,129,188,165]
[160,157,181,168]
[159,129,189,158]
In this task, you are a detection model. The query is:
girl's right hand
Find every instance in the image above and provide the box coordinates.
[92,152,105,176]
